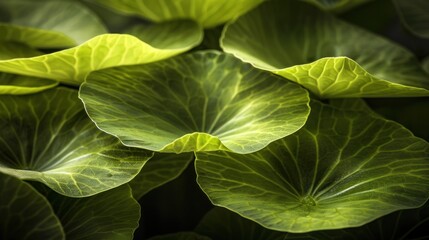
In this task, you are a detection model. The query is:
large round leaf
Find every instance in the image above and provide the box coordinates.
[0,87,152,197]
[92,0,263,28]
[221,0,429,98]
[80,50,310,154]
[0,0,107,48]
[0,42,58,94]
[0,173,64,240]
[0,20,202,84]
[36,184,140,240]
[195,204,429,240]
[196,100,429,232]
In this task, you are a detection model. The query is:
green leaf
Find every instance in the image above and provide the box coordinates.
[37,184,140,240]
[79,50,310,154]
[0,42,58,94]
[393,0,429,39]
[0,0,107,48]
[0,72,58,95]
[221,0,429,98]
[0,42,42,60]
[149,232,211,240]
[124,20,202,49]
[79,0,144,33]
[0,87,152,197]
[195,207,283,240]
[0,20,202,84]
[0,173,64,240]
[195,100,429,232]
[129,153,193,199]
[304,0,373,12]
[195,204,429,240]
[92,0,264,28]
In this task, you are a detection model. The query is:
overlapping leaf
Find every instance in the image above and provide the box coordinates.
[92,0,264,28]
[196,100,429,232]
[393,0,429,39]
[0,0,107,48]
[283,201,429,239]
[0,20,202,84]
[0,173,64,240]
[221,0,429,98]
[129,153,193,199]
[79,51,310,154]
[37,184,140,240]
[194,204,429,240]
[0,42,58,94]
[0,88,152,197]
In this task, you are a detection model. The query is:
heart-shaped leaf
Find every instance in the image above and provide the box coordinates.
[0,173,64,240]
[0,0,107,48]
[0,20,202,84]
[0,87,152,197]
[196,100,429,232]
[92,0,263,28]
[79,50,310,154]
[129,153,193,199]
[221,0,429,98]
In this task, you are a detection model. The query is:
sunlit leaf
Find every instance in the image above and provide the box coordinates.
[195,204,429,240]
[0,20,202,84]
[0,88,152,197]
[79,51,310,154]
[221,0,429,98]
[0,173,64,240]
[129,153,193,199]
[0,0,107,48]
[196,100,429,232]
[92,0,264,28]
[0,42,58,94]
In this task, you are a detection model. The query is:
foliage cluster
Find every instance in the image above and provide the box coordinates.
[0,0,428,239]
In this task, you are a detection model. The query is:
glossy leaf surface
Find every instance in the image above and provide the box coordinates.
[0,88,152,197]
[0,20,202,84]
[92,0,263,28]
[0,0,107,48]
[0,173,64,240]
[196,100,429,232]
[80,51,310,154]
[221,0,429,98]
